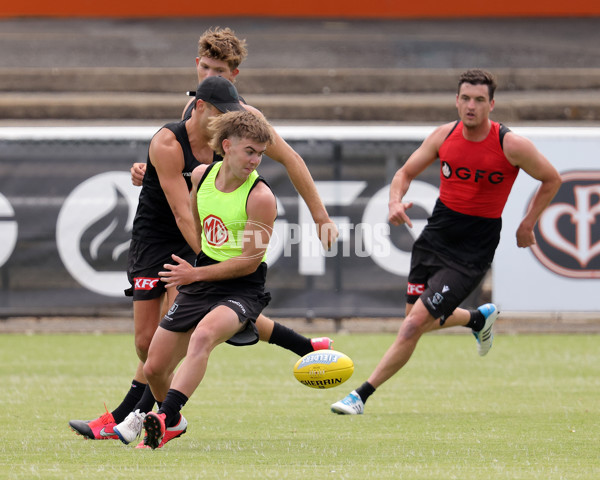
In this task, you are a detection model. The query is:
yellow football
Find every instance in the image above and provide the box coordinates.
[293,349,354,389]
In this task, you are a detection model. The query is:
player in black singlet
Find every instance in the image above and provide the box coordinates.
[70,49,335,441]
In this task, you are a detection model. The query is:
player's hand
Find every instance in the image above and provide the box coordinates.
[316,218,339,250]
[388,201,413,227]
[159,254,197,287]
[131,162,146,187]
[516,223,536,248]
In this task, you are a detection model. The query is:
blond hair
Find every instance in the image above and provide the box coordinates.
[208,111,274,157]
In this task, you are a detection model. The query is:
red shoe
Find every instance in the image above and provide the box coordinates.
[69,405,118,440]
[310,337,333,351]
[136,413,187,450]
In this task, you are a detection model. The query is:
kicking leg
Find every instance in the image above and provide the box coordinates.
[256,314,333,356]
[331,300,435,415]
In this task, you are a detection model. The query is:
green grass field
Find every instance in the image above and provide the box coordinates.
[0,332,598,479]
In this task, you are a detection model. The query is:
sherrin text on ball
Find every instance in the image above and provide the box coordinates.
[293,350,354,389]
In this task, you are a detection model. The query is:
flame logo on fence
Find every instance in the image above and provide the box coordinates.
[56,172,140,296]
[80,188,131,271]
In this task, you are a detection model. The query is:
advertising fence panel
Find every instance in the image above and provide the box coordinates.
[0,126,598,317]
[493,127,600,312]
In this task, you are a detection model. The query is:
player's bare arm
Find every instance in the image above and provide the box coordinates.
[150,129,201,254]
[503,132,562,248]
[242,104,339,250]
[264,131,338,249]
[388,123,452,227]
[160,182,276,286]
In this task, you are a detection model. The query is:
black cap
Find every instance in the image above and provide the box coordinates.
[194,76,243,113]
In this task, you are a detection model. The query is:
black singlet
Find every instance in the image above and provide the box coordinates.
[131,119,221,242]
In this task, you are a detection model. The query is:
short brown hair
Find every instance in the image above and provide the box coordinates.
[208,111,274,157]
[198,27,248,71]
[458,69,497,100]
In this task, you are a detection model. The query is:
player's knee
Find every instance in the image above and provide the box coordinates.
[134,335,153,361]
[143,359,158,383]
[187,328,213,358]
[399,314,429,340]
[255,314,274,342]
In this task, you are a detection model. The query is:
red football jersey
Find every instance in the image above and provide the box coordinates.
[438,121,519,218]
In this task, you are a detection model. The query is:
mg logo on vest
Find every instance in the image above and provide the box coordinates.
[531,171,600,278]
[204,215,229,246]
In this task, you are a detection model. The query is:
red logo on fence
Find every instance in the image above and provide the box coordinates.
[204,215,229,247]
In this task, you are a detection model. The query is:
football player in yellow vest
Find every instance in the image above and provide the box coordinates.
[138,110,277,449]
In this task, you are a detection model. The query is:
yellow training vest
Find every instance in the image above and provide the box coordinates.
[197,162,266,262]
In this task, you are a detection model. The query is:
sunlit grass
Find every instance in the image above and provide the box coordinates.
[0,333,598,479]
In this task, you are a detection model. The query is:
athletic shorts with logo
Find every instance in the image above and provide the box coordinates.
[126,238,196,301]
[160,252,271,346]
[407,241,488,322]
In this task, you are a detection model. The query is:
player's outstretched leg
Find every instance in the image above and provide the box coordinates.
[310,337,334,351]
[267,320,333,357]
[330,390,365,415]
[472,303,499,356]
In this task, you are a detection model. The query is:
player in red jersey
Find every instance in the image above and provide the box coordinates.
[332,69,562,415]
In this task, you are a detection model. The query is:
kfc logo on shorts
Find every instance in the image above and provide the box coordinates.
[134,277,160,290]
[531,171,600,278]
[407,282,425,296]
[204,215,229,247]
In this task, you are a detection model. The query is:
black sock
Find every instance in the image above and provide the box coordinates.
[158,389,188,428]
[111,379,146,423]
[355,382,376,404]
[269,321,313,357]
[132,384,156,414]
[466,310,486,331]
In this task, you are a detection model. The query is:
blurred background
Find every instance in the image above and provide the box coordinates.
[0,2,599,332]
[2,1,600,125]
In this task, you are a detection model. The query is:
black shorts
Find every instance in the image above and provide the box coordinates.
[126,238,196,301]
[159,289,271,346]
[406,243,488,321]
